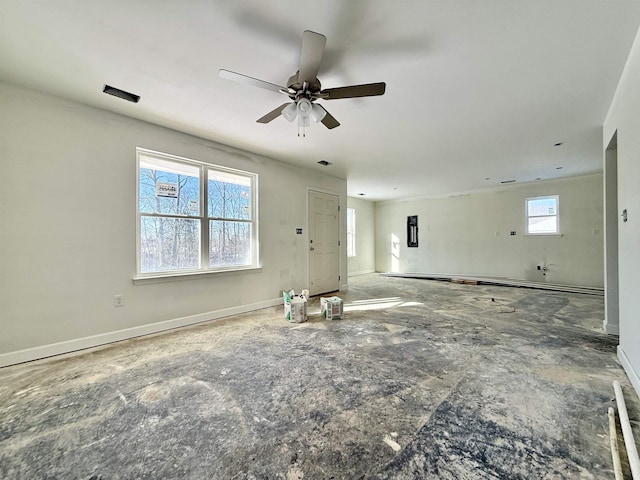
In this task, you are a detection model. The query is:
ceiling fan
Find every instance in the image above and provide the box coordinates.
[219,30,386,134]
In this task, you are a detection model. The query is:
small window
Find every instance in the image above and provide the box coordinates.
[526,195,559,235]
[137,148,258,276]
[346,208,356,257]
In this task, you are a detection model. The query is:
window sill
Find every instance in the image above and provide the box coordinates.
[524,233,563,237]
[133,266,262,285]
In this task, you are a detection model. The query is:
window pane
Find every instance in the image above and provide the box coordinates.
[140,217,200,273]
[139,161,200,216]
[209,220,251,267]
[208,171,251,220]
[527,197,557,217]
[528,215,557,234]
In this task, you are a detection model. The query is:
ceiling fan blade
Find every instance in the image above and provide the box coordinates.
[298,30,326,84]
[321,82,386,100]
[256,103,292,123]
[219,69,292,95]
[317,105,340,129]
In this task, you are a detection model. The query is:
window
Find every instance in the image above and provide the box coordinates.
[137,148,258,276]
[525,195,559,235]
[346,207,356,257]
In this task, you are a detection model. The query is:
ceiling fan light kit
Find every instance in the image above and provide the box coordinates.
[281,98,326,137]
[311,104,326,122]
[220,30,386,135]
[297,98,312,116]
[282,103,298,122]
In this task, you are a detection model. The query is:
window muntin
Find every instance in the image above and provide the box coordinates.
[526,195,559,235]
[137,149,258,276]
[347,207,356,257]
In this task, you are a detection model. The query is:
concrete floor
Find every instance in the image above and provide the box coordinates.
[1,274,638,479]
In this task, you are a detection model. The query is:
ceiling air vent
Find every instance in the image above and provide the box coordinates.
[103,85,140,103]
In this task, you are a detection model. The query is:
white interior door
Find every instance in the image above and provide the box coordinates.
[309,190,340,296]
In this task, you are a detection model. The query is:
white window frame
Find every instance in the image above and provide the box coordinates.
[135,148,259,280]
[347,207,356,257]
[525,195,560,236]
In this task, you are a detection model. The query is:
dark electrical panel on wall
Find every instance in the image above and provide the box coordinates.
[407,215,418,247]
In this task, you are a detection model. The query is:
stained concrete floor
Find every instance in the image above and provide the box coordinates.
[1,274,639,479]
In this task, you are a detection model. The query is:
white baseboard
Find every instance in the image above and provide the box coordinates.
[348,269,375,277]
[603,319,620,335]
[0,297,282,368]
[618,345,640,400]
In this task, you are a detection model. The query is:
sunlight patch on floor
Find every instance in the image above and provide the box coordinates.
[344,297,423,312]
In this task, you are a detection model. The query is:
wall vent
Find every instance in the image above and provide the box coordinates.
[103,85,140,103]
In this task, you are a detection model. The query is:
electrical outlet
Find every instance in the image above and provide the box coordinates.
[114,294,124,307]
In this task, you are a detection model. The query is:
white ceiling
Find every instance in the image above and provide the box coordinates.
[2,1,639,201]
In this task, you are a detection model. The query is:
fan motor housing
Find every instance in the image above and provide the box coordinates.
[287,71,321,97]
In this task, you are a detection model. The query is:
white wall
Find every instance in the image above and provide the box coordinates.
[375,174,604,287]
[346,197,376,276]
[604,26,640,397]
[0,83,346,365]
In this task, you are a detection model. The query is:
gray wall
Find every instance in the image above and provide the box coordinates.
[604,25,640,397]
[375,174,604,287]
[347,197,376,276]
[0,83,347,365]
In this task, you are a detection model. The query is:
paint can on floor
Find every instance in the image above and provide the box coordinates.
[321,296,343,320]
[283,290,308,323]
[290,296,307,323]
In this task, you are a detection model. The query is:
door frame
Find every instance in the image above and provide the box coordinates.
[307,187,343,296]
[604,132,619,335]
